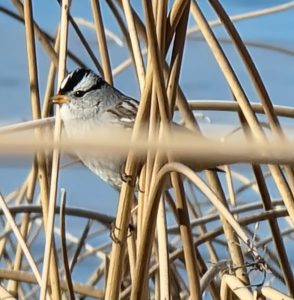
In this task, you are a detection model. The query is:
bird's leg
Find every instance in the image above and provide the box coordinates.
[119,161,136,187]
[110,221,135,244]
[110,221,122,244]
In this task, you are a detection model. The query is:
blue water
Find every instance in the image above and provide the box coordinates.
[0,0,294,296]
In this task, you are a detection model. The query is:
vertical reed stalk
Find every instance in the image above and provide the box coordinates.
[23,0,61,298]
[121,0,146,90]
[104,47,152,300]
[253,165,294,295]
[40,0,69,298]
[207,0,294,235]
[91,0,113,83]
[6,164,37,295]
[156,198,170,298]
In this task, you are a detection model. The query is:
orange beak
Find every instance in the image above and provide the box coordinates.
[51,94,70,105]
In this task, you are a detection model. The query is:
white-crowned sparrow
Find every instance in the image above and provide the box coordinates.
[52,68,139,189]
[52,68,222,190]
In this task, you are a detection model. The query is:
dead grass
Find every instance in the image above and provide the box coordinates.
[0,1,294,299]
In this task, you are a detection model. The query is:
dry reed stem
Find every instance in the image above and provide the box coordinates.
[220,274,253,300]
[107,0,137,68]
[141,36,158,247]
[0,268,104,298]
[0,117,54,134]
[40,0,69,298]
[186,195,219,266]
[166,3,188,114]
[6,167,37,295]
[151,2,169,297]
[225,166,236,206]
[143,0,169,123]
[104,28,153,300]
[188,101,294,118]
[0,174,29,258]
[65,8,103,74]
[143,4,197,130]
[169,164,256,251]
[23,0,61,297]
[11,0,59,64]
[261,286,294,300]
[140,21,170,296]
[190,2,262,138]
[188,0,294,36]
[90,0,112,83]
[191,207,287,247]
[191,35,294,58]
[103,6,160,295]
[0,193,41,285]
[69,220,92,272]
[119,203,288,297]
[121,0,145,91]
[2,3,87,69]
[190,2,294,236]
[209,166,248,283]
[1,1,294,298]
[156,198,170,298]
[168,199,284,232]
[111,48,146,77]
[42,29,60,118]
[164,4,205,293]
[253,165,294,294]
[0,285,16,300]
[5,129,294,166]
[0,205,113,228]
[208,0,294,291]
[1,194,29,295]
[131,2,201,298]
[74,17,124,46]
[210,0,294,198]
[165,0,189,49]
[59,190,75,299]
[200,260,227,293]
[143,84,158,228]
[126,229,136,282]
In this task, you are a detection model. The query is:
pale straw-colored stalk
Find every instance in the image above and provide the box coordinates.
[261,286,294,300]
[121,0,146,90]
[187,0,294,36]
[23,0,61,297]
[0,193,41,285]
[90,0,112,83]
[220,274,253,300]
[39,0,69,297]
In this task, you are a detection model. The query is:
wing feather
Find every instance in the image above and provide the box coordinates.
[107,99,139,128]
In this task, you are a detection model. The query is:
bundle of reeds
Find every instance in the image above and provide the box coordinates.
[0,1,294,299]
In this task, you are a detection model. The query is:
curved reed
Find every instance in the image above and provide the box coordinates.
[0,1,293,299]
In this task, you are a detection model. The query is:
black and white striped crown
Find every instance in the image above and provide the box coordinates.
[59,68,105,95]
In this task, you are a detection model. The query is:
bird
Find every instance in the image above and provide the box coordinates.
[51,68,140,189]
[52,68,223,190]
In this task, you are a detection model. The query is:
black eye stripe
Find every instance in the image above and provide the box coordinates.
[85,81,104,93]
[74,81,105,97]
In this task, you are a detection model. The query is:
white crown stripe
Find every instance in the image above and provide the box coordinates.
[60,73,72,90]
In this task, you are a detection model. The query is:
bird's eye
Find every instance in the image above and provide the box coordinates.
[74,90,85,97]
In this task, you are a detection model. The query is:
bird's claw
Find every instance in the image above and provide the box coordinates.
[110,222,135,244]
[120,163,136,187]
